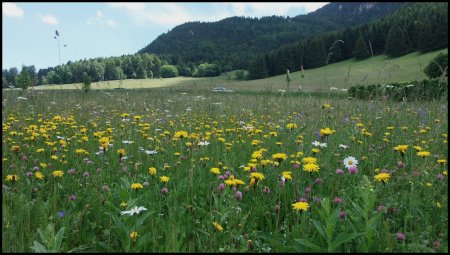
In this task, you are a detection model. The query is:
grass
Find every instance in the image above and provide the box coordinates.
[2,88,448,252]
[32,49,447,92]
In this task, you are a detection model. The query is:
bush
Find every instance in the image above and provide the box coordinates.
[160,65,179,78]
[424,52,448,79]
[197,63,221,77]
[349,79,448,101]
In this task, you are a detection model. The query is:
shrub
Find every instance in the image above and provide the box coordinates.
[424,52,448,79]
[160,65,179,78]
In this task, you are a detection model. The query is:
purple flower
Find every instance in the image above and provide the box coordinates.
[433,241,441,249]
[22,155,28,161]
[263,186,270,194]
[217,183,225,192]
[334,197,343,204]
[33,166,40,171]
[58,211,65,218]
[305,187,311,194]
[336,169,344,175]
[26,171,33,177]
[315,178,322,184]
[339,211,346,219]
[218,175,225,180]
[437,174,444,181]
[67,169,75,175]
[83,171,89,177]
[68,194,77,201]
[161,187,169,194]
[235,191,243,201]
[348,166,359,174]
[377,205,386,213]
[102,185,110,192]
[396,232,406,241]
[313,197,321,203]
[292,163,300,169]
[299,197,308,202]
[397,161,405,169]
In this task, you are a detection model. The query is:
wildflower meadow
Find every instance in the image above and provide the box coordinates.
[2,89,448,252]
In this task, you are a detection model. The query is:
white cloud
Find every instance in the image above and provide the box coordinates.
[86,10,116,28]
[109,2,328,28]
[3,2,24,18]
[106,19,116,28]
[38,14,58,25]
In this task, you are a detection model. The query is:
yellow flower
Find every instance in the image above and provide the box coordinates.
[174,131,188,139]
[437,159,447,165]
[286,123,297,130]
[52,170,64,177]
[302,157,317,164]
[131,183,143,189]
[212,221,224,232]
[394,145,408,154]
[374,173,391,183]
[292,201,310,212]
[117,148,126,157]
[35,172,44,180]
[160,176,170,183]
[250,172,265,181]
[272,153,288,162]
[413,146,422,152]
[312,148,320,154]
[417,151,431,157]
[149,167,157,175]
[303,163,320,173]
[320,127,335,136]
[210,167,220,175]
[36,148,45,153]
[51,155,59,160]
[120,201,128,207]
[130,231,138,241]
[5,174,19,182]
[282,171,292,181]
[436,202,442,208]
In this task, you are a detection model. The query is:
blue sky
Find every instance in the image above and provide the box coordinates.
[3,2,328,71]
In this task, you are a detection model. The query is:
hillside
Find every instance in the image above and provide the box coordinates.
[138,3,406,70]
[34,49,447,93]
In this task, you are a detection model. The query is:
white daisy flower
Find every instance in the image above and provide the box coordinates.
[198,141,210,146]
[343,156,358,169]
[312,141,327,148]
[120,206,148,216]
[144,150,158,155]
[339,144,349,149]
[122,140,134,144]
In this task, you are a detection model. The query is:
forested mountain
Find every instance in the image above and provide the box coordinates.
[138,2,407,70]
[293,2,405,30]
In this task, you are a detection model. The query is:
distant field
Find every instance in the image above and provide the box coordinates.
[33,49,447,92]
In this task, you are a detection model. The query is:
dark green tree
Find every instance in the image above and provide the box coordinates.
[353,35,371,60]
[385,23,411,57]
[16,66,31,91]
[82,72,91,93]
[160,65,178,78]
[417,18,434,52]
[247,56,268,80]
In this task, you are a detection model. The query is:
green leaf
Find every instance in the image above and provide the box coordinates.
[30,241,48,253]
[295,238,326,252]
[331,232,365,251]
[54,227,65,252]
[311,220,326,239]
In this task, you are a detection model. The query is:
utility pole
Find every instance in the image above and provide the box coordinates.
[54,30,62,89]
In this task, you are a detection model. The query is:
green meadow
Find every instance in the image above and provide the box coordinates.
[2,87,447,252]
[33,49,447,92]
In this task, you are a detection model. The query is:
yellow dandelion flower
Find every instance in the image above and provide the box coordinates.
[149,167,157,175]
[250,172,265,181]
[303,163,320,173]
[160,176,170,183]
[52,170,64,177]
[286,123,297,130]
[130,231,138,241]
[210,167,220,175]
[417,151,431,157]
[212,221,224,232]
[282,171,292,181]
[374,173,391,183]
[35,172,44,180]
[131,183,143,189]
[292,201,309,212]
[5,174,19,182]
[302,157,317,164]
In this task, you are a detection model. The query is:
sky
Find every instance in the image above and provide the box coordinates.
[3,2,328,71]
